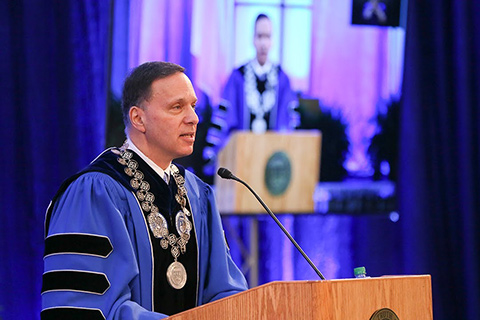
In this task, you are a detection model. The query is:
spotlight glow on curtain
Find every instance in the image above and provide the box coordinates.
[310,0,405,174]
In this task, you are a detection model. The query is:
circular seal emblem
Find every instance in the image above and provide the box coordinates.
[166,261,187,290]
[264,151,292,196]
[369,308,400,320]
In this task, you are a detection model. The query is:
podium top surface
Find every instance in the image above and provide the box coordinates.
[169,275,433,320]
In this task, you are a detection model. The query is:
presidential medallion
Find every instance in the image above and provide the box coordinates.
[166,261,187,290]
[252,117,267,134]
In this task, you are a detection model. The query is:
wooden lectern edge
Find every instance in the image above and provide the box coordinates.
[324,274,431,282]
[169,281,293,318]
[167,281,309,319]
[167,275,432,319]
[227,130,322,137]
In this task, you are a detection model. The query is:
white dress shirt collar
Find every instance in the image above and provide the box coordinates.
[125,138,171,183]
[251,58,273,78]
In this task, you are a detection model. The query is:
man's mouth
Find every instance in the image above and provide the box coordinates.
[180,133,195,139]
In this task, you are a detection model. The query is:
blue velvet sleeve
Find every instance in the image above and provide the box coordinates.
[205,69,244,155]
[276,68,299,131]
[42,172,167,320]
[220,68,246,133]
[193,180,249,304]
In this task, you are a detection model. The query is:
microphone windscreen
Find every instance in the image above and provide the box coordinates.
[217,167,233,179]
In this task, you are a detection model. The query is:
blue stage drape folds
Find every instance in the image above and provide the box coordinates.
[0,1,110,319]
[1,1,479,319]
[400,1,480,319]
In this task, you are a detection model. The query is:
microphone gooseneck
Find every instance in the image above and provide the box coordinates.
[217,167,326,280]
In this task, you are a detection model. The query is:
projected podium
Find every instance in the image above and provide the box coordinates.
[214,131,322,285]
[215,131,322,214]
[169,275,433,320]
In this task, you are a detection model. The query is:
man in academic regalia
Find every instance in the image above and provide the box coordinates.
[41,62,248,319]
[204,14,299,168]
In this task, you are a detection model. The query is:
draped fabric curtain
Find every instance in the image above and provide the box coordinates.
[3,0,479,319]
[0,1,110,318]
[191,0,234,106]
[128,0,193,73]
[400,1,480,319]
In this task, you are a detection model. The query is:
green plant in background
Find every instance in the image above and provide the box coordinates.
[296,98,349,182]
[368,97,400,181]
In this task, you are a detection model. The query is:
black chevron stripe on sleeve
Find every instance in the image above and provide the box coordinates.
[41,307,105,320]
[41,270,110,295]
[44,233,113,258]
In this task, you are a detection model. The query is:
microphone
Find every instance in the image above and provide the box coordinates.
[217,167,326,280]
[217,167,234,180]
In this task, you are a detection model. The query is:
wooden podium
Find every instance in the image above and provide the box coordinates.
[215,131,322,214]
[168,276,433,319]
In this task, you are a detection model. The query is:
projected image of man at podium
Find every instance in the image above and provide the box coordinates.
[204,13,299,169]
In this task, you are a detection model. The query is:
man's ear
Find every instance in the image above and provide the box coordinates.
[129,106,146,133]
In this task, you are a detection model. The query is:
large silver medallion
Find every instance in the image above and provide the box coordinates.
[252,117,267,134]
[166,261,187,289]
[175,210,192,235]
[147,212,168,239]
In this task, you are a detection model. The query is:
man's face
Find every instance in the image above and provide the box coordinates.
[253,17,272,65]
[140,72,198,168]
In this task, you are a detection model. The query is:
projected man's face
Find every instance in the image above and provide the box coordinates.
[253,17,272,66]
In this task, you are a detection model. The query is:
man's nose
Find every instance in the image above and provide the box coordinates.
[186,106,199,124]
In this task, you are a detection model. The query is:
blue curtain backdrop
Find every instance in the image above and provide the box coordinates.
[1,0,479,319]
[400,1,480,320]
[0,1,110,319]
